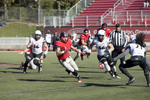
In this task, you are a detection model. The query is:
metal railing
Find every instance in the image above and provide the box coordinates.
[66,0,95,24]
[44,10,150,27]
[67,0,94,17]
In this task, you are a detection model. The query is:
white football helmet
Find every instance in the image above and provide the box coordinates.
[97,30,105,36]
[34,30,42,40]
[35,30,42,35]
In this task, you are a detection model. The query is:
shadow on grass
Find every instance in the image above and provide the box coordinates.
[0,71,22,73]
[78,71,104,74]
[18,79,66,82]
[7,67,20,70]
[84,83,126,88]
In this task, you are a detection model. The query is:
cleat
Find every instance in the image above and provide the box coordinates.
[22,71,26,74]
[81,55,83,60]
[38,67,42,73]
[20,62,24,70]
[114,72,121,79]
[78,79,82,83]
[116,75,121,79]
[126,78,136,85]
[109,71,115,77]
[147,83,150,87]
[38,64,42,73]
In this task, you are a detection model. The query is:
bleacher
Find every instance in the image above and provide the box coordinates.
[116,0,150,25]
[67,0,118,26]
[67,0,150,27]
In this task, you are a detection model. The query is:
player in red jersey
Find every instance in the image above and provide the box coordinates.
[54,32,87,83]
[74,29,92,61]
[97,23,111,37]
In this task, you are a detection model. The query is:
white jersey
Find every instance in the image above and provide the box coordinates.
[71,33,77,41]
[130,34,136,41]
[45,34,51,43]
[126,35,130,42]
[93,37,110,56]
[30,37,45,54]
[128,43,145,57]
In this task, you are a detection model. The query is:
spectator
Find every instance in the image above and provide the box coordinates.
[0,21,5,28]
[130,31,136,43]
[45,30,52,51]
[71,31,78,47]
[144,0,149,8]
[52,31,60,51]
[126,32,130,44]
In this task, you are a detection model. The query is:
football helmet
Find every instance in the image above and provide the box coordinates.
[102,23,107,28]
[83,29,89,35]
[97,30,105,42]
[34,30,42,40]
[60,32,69,43]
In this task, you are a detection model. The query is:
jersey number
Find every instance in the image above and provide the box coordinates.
[34,44,39,48]
[98,46,105,49]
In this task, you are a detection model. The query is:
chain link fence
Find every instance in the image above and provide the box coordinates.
[0,7,67,24]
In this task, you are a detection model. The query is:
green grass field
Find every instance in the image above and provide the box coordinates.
[0,52,150,100]
[0,22,43,37]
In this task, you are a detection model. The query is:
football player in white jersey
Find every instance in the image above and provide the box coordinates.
[113,32,150,86]
[90,30,120,78]
[19,30,48,73]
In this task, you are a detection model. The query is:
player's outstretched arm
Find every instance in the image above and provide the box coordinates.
[70,46,87,56]
[113,48,130,61]
[18,42,32,55]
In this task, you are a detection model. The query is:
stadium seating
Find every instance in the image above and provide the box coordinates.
[67,0,150,26]
[68,0,118,26]
[114,0,150,25]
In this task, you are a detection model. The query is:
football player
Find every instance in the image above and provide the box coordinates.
[90,30,120,78]
[19,30,48,73]
[74,29,92,61]
[97,23,112,37]
[19,46,45,70]
[54,32,87,83]
[96,23,112,69]
[113,32,150,86]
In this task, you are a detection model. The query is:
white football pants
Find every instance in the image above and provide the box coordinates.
[59,56,79,72]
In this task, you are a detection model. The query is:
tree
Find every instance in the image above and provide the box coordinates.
[0,0,15,21]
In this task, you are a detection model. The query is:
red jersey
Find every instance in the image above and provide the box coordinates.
[96,28,111,37]
[78,34,90,46]
[105,29,111,37]
[55,40,72,60]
